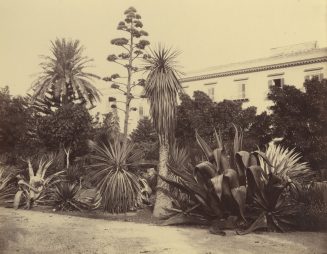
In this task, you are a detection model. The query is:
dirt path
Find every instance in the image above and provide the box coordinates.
[0,207,326,254]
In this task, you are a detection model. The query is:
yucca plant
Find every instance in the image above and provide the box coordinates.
[88,138,143,213]
[14,156,64,209]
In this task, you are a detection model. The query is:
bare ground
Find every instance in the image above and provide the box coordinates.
[0,207,326,254]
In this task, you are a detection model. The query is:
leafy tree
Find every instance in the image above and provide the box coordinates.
[131,117,158,161]
[247,111,273,149]
[130,117,156,143]
[175,91,272,153]
[268,78,327,169]
[0,86,37,157]
[103,7,150,145]
[36,104,94,168]
[30,39,101,109]
[144,46,183,217]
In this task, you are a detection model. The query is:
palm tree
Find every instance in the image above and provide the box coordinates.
[30,38,101,108]
[144,46,183,217]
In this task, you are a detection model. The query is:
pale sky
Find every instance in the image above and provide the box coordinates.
[1,0,326,99]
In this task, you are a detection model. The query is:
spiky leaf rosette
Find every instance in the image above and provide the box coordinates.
[49,182,91,211]
[144,46,183,143]
[259,143,314,190]
[88,138,143,213]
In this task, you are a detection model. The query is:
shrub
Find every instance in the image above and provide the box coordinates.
[297,182,327,230]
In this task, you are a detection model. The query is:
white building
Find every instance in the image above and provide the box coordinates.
[114,42,327,133]
[179,41,327,113]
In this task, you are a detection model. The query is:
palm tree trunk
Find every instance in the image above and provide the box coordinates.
[153,140,172,218]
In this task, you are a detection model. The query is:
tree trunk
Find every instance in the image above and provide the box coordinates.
[64,146,71,169]
[153,141,172,218]
[122,21,134,148]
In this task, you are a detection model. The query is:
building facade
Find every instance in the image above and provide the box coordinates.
[130,42,327,131]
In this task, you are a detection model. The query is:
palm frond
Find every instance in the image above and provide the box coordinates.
[30,38,101,108]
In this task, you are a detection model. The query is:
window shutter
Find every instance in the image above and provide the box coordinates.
[242,83,246,98]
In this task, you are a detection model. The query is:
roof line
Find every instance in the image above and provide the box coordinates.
[180,56,327,83]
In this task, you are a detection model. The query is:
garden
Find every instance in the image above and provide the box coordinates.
[0,7,326,239]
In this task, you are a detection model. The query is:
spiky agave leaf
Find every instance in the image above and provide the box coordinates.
[259,143,314,186]
[241,164,301,234]
[195,130,213,162]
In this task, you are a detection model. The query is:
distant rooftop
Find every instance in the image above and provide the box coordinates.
[181,42,327,83]
[270,41,318,56]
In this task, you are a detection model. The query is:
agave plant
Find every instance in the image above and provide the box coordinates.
[0,165,17,205]
[160,125,302,235]
[88,138,143,213]
[235,163,301,234]
[159,126,251,230]
[14,156,64,209]
[47,181,92,211]
[258,143,314,191]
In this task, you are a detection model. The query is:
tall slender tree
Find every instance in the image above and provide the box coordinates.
[144,46,183,217]
[30,38,101,109]
[104,6,150,145]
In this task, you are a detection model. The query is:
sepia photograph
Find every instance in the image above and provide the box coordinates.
[0,0,326,253]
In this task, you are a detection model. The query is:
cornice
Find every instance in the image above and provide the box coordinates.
[180,56,327,83]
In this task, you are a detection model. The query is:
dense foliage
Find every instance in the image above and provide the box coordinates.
[130,117,158,161]
[268,78,327,169]
[0,87,34,156]
[36,103,94,157]
[175,91,272,153]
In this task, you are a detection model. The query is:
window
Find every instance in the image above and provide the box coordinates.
[238,83,246,99]
[268,78,284,88]
[305,73,323,81]
[208,87,215,100]
[139,105,144,118]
